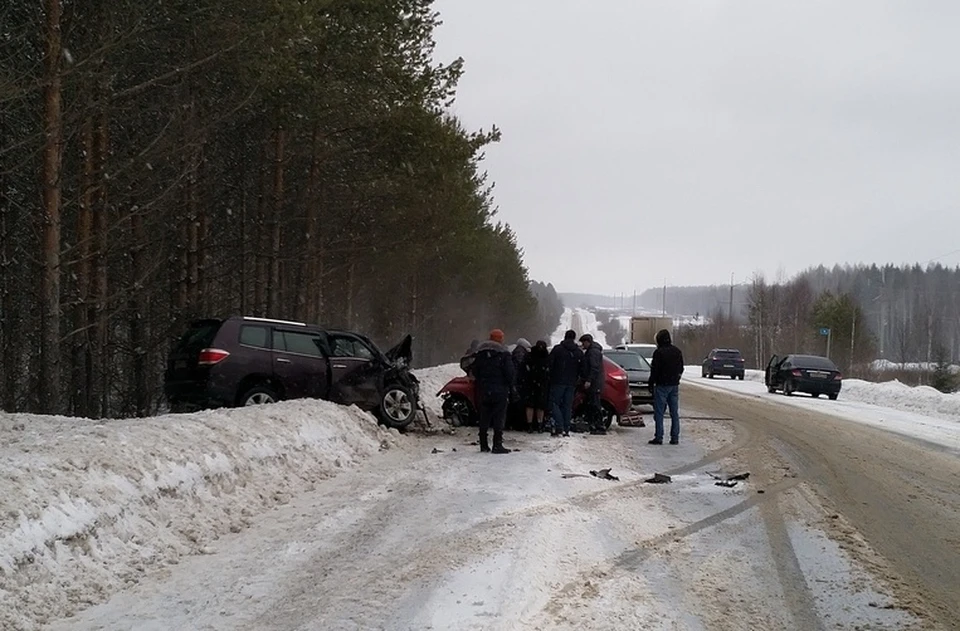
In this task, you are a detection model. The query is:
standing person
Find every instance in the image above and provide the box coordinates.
[508,339,531,428]
[520,340,550,432]
[548,330,583,437]
[460,339,479,376]
[648,329,684,445]
[471,329,515,454]
[512,338,531,372]
[579,333,606,435]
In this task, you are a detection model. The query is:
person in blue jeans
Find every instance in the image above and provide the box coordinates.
[548,329,583,437]
[648,329,684,445]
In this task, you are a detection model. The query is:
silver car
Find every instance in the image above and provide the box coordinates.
[604,349,653,406]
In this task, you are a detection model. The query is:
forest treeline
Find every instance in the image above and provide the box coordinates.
[0,0,559,417]
[674,264,960,385]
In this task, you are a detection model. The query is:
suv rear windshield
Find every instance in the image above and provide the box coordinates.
[713,350,742,359]
[174,320,221,354]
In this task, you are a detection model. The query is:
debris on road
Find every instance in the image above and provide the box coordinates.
[431,448,443,454]
[708,471,750,488]
[590,468,620,481]
[645,473,672,484]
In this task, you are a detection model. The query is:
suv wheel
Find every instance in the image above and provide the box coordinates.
[241,385,279,406]
[380,384,417,429]
[783,380,794,396]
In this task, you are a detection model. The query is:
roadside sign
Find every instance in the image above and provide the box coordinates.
[819,327,830,336]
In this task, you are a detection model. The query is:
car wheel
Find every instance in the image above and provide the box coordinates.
[767,385,776,393]
[602,404,616,430]
[828,393,838,401]
[380,384,417,429]
[739,374,745,381]
[708,371,715,379]
[442,395,475,427]
[783,380,794,396]
[241,385,279,406]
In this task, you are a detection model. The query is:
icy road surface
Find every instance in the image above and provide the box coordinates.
[48,399,931,630]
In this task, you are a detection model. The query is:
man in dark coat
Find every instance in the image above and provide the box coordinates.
[579,333,606,435]
[648,329,684,445]
[548,329,583,437]
[471,329,515,453]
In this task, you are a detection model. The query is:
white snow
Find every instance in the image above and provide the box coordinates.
[413,363,464,422]
[870,359,960,374]
[686,368,960,451]
[0,401,400,631]
[551,307,607,346]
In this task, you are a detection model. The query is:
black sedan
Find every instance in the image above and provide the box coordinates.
[765,354,842,399]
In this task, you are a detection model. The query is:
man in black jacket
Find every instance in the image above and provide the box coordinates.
[579,334,606,435]
[648,329,684,445]
[472,329,515,454]
[548,330,583,437]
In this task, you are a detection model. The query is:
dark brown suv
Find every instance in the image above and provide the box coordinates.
[164,316,422,429]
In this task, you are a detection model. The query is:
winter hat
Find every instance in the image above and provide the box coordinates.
[516,338,531,351]
[489,329,505,343]
[579,333,594,344]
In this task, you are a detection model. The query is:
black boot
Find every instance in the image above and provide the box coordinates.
[479,432,490,453]
[492,430,511,454]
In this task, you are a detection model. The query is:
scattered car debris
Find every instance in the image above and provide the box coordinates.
[708,471,750,482]
[561,473,592,479]
[589,468,620,481]
[715,479,739,488]
[645,473,671,484]
[431,448,443,454]
[452,448,457,452]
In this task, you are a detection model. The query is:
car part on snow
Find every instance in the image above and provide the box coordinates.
[709,471,750,487]
[590,468,620,481]
[645,473,672,484]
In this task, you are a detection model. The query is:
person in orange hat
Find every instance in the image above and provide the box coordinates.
[470,329,515,453]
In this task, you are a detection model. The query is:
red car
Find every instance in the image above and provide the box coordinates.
[438,356,632,430]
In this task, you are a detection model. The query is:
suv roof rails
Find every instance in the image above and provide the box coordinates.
[242,316,307,327]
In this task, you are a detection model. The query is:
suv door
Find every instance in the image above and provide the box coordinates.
[327,333,383,410]
[271,328,330,400]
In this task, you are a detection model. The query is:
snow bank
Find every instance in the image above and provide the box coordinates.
[870,359,960,374]
[0,401,400,631]
[739,368,960,422]
[695,367,960,422]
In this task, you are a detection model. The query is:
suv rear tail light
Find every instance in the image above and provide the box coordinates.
[834,373,842,380]
[198,348,230,366]
[791,369,802,377]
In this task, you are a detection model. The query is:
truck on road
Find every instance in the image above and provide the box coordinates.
[629,316,673,344]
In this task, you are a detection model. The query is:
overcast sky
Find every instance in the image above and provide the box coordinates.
[432,0,960,295]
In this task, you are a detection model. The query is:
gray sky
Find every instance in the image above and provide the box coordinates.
[432,0,960,295]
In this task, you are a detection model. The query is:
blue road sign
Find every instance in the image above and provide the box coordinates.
[819,327,830,336]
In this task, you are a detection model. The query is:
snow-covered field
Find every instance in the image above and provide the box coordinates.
[685,368,960,452]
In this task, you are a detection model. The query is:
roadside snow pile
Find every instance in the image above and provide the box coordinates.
[839,379,960,422]
[0,401,400,631]
[414,364,463,424]
[690,367,960,423]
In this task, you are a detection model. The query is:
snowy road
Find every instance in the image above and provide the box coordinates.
[50,397,930,630]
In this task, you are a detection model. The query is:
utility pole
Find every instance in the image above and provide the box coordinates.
[662,279,666,316]
[632,290,637,316]
[729,272,734,322]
